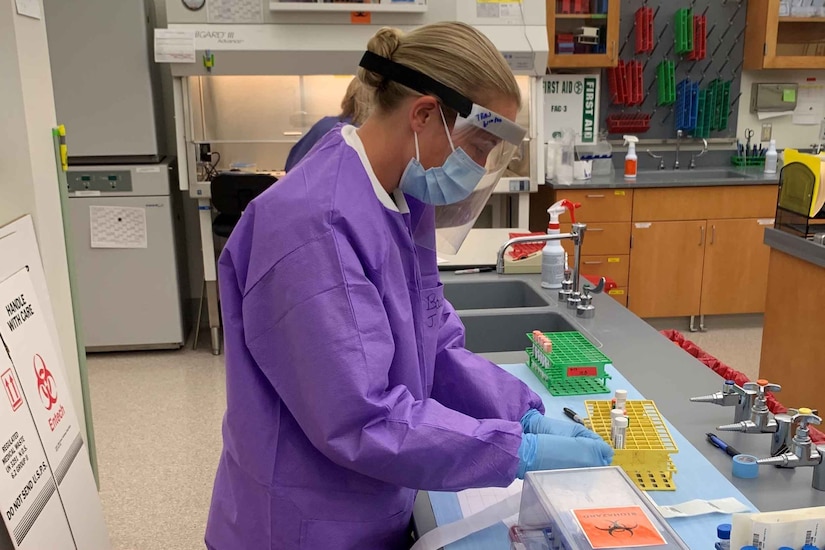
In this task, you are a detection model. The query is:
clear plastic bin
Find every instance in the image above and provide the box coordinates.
[517,467,689,550]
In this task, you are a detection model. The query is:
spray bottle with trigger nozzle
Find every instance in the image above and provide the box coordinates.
[624,135,639,179]
[541,199,581,289]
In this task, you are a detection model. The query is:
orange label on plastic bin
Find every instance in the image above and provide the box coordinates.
[567,366,598,377]
[350,11,371,24]
[573,506,666,549]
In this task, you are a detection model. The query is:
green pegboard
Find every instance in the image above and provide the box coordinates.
[674,8,694,55]
[526,351,611,396]
[656,61,676,106]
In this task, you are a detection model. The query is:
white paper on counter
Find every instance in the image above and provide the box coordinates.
[656,497,750,519]
[153,29,195,64]
[457,479,522,520]
[89,206,147,249]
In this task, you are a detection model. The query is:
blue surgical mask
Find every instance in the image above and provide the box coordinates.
[399,108,486,205]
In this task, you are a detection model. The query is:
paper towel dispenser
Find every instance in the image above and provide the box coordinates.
[750,83,799,113]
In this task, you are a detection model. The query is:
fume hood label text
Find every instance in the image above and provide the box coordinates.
[477,0,523,19]
[154,29,196,64]
[194,30,245,45]
[502,52,534,72]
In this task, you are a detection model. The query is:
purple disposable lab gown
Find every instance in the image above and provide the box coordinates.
[205,126,544,550]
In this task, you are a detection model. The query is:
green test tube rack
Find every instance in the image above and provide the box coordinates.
[656,60,676,106]
[694,89,714,139]
[674,8,694,55]
[710,79,732,131]
[525,331,612,396]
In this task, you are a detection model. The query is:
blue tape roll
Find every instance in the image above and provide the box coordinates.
[732,454,759,479]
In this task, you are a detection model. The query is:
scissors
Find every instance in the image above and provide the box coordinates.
[744,128,754,157]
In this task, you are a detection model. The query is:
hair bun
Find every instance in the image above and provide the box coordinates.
[358,27,403,89]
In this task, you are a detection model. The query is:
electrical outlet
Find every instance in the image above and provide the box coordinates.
[761,123,772,142]
[199,143,212,163]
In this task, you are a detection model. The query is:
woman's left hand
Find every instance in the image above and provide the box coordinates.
[520,409,603,440]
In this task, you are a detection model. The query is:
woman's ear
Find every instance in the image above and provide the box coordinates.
[409,96,440,134]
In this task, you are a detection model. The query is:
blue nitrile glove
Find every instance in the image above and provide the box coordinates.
[516,433,614,479]
[520,408,603,441]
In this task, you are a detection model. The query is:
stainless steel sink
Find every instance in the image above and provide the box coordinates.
[635,169,756,182]
[443,280,550,310]
[458,312,577,354]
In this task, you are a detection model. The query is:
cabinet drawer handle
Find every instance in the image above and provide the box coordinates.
[584,261,603,265]
[699,226,705,246]
[585,194,606,198]
[711,225,716,245]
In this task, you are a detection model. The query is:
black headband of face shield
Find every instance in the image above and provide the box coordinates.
[358,51,473,118]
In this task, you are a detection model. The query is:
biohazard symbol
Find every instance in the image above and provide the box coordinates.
[574,81,584,94]
[34,354,57,411]
[595,520,638,538]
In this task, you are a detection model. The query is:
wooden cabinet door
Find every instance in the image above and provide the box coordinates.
[554,189,633,222]
[700,218,773,315]
[628,221,706,318]
[560,222,631,256]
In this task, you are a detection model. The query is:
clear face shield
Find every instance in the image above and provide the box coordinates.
[357,51,527,253]
[435,104,527,254]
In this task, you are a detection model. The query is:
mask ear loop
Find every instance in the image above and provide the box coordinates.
[413,132,421,161]
[438,106,456,153]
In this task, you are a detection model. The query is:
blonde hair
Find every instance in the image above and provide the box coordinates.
[339,77,370,125]
[357,22,520,115]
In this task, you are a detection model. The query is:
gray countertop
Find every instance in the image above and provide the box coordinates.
[765,227,825,269]
[438,272,825,513]
[546,167,778,190]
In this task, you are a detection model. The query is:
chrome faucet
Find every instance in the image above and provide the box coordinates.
[646,150,665,170]
[689,138,709,169]
[757,409,825,491]
[690,380,759,424]
[497,224,604,312]
[674,130,684,170]
[716,380,781,434]
[771,411,798,457]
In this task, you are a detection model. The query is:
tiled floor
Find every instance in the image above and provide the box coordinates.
[87,343,226,550]
[87,316,764,549]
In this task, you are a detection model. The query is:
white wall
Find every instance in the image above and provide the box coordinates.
[0,0,86,432]
[738,70,825,150]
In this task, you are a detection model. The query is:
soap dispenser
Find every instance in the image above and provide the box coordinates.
[541,200,579,289]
